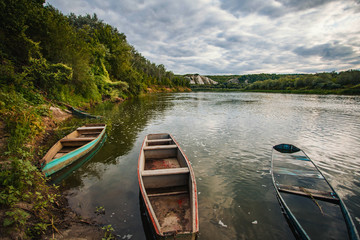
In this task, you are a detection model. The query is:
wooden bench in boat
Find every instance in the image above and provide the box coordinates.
[143,145,177,150]
[60,137,96,146]
[146,139,174,146]
[142,167,189,176]
[142,167,190,189]
[147,139,173,143]
[77,126,105,131]
[144,169,190,197]
[277,184,339,203]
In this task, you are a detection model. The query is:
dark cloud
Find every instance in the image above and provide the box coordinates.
[294,43,355,60]
[47,0,360,74]
[220,0,352,18]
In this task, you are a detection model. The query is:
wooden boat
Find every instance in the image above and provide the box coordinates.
[41,124,106,177]
[70,107,101,119]
[138,133,199,239]
[271,144,359,240]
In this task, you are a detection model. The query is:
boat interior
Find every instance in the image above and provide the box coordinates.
[141,133,194,234]
[50,124,105,161]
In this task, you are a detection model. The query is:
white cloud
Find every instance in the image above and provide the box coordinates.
[46,0,360,74]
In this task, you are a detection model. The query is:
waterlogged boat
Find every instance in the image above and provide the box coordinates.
[271,144,359,240]
[41,124,106,177]
[70,106,101,119]
[138,133,199,239]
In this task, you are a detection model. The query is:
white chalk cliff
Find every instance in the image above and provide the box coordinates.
[185,74,218,85]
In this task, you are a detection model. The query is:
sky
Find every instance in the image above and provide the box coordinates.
[46,0,360,75]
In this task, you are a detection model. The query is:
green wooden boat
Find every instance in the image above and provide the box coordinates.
[70,107,102,119]
[41,124,106,177]
[271,143,359,240]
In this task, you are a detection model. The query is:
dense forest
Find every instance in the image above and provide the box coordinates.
[0,0,189,105]
[196,71,360,94]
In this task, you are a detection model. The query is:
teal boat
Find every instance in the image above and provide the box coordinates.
[41,124,106,177]
[271,144,359,240]
[70,107,102,119]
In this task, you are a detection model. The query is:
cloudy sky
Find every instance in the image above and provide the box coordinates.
[46,0,360,75]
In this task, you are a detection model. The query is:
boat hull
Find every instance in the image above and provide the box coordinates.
[138,133,198,239]
[271,144,359,240]
[41,124,106,177]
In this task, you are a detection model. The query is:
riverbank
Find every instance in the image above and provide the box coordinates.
[0,105,106,239]
[0,86,190,239]
[190,87,360,95]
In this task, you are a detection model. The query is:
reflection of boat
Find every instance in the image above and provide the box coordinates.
[70,107,101,119]
[138,133,199,239]
[41,124,106,177]
[271,144,359,240]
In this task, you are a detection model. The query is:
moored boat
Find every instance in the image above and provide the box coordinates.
[41,123,106,177]
[70,107,101,119]
[138,133,199,239]
[271,143,359,240]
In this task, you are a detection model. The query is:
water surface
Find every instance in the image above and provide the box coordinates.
[56,92,360,239]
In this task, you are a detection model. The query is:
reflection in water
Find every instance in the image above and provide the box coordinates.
[59,92,360,239]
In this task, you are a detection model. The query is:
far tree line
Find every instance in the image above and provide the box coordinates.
[200,70,360,94]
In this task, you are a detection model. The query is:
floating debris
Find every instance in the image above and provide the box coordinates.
[122,234,133,239]
[219,220,228,228]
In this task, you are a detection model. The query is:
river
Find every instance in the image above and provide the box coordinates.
[54,92,360,239]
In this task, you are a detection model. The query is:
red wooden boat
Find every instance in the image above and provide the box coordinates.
[138,133,199,239]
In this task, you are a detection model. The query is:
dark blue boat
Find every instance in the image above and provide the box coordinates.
[70,107,102,119]
[271,144,359,240]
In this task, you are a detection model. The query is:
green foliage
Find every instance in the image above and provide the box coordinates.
[102,224,115,240]
[95,206,105,215]
[21,57,73,95]
[0,157,59,233]
[4,208,30,227]
[244,70,360,92]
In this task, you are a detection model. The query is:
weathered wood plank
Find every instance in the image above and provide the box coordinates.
[60,137,96,142]
[77,126,105,131]
[143,144,178,150]
[142,167,190,176]
[277,184,339,202]
[147,139,172,143]
[148,190,188,197]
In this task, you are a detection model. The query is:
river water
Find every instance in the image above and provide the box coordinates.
[56,92,360,239]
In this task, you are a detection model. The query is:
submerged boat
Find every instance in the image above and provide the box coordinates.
[138,133,199,239]
[41,124,106,177]
[70,107,101,119]
[271,143,359,240]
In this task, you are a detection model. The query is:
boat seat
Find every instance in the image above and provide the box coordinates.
[77,126,105,131]
[142,167,189,177]
[147,139,173,143]
[60,137,96,146]
[60,137,96,143]
[143,145,178,151]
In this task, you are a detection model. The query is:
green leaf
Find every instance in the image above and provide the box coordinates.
[3,218,14,227]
